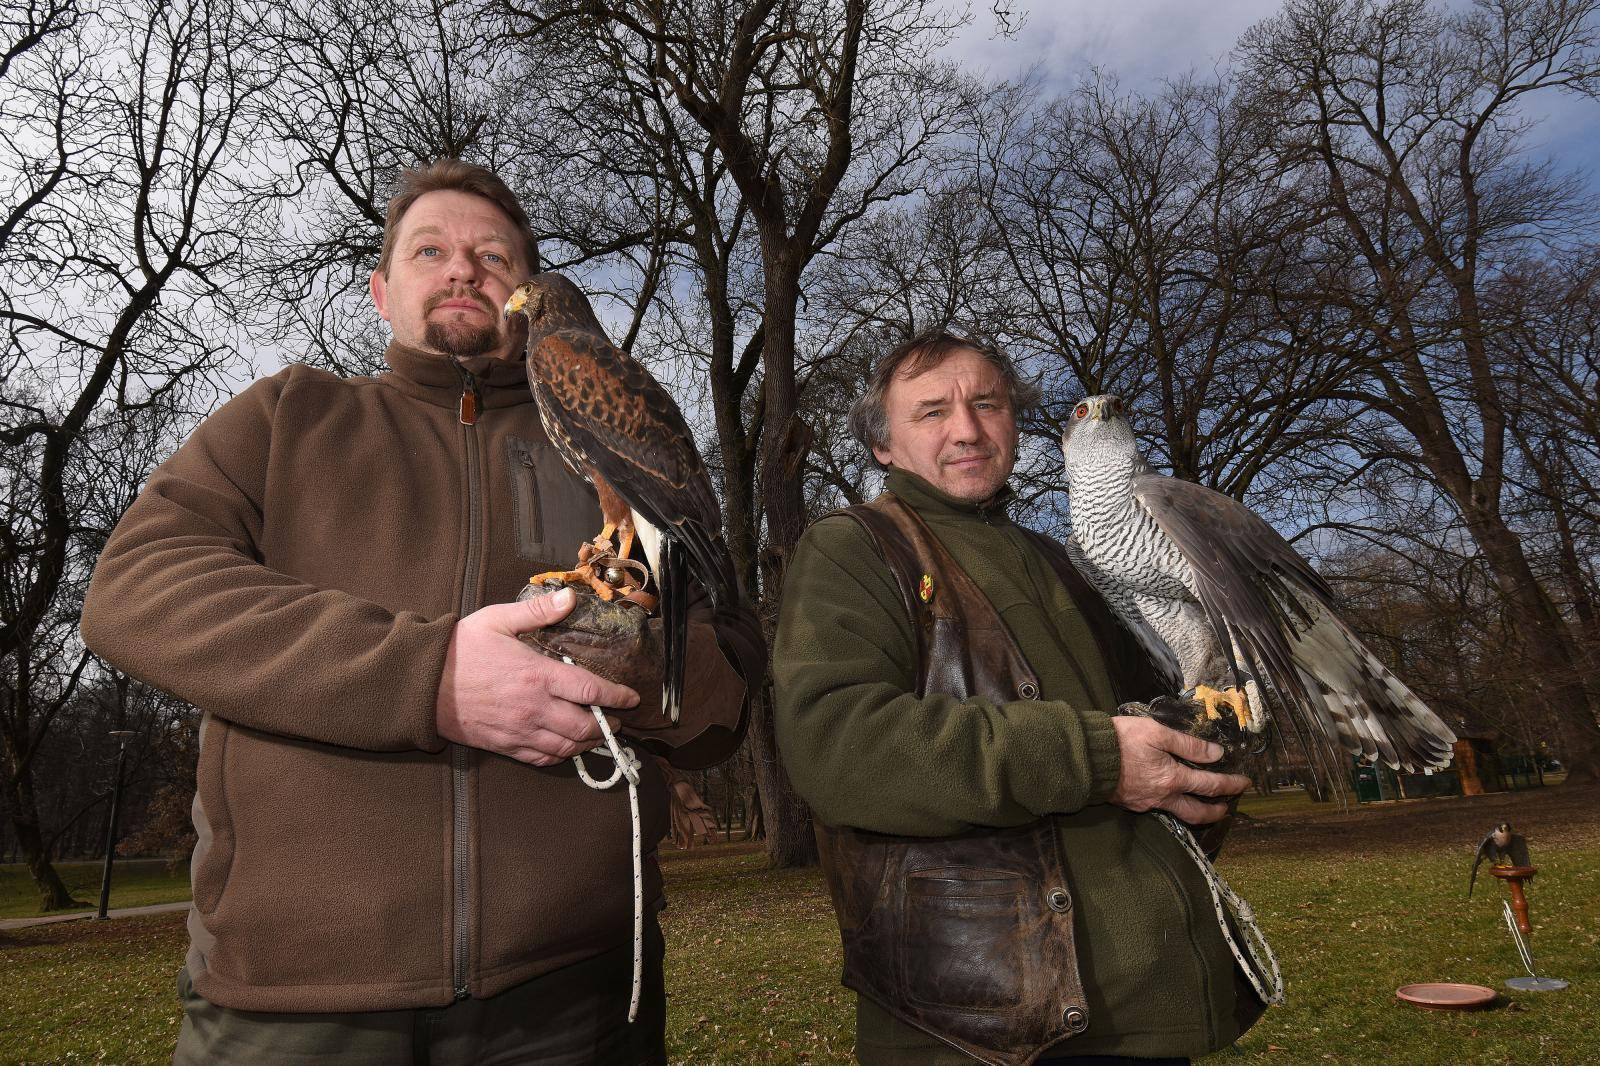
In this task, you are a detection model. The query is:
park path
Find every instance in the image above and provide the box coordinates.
[0,900,189,931]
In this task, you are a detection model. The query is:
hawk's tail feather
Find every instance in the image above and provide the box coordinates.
[1219,625,1347,802]
[660,535,688,726]
[1295,608,1457,772]
[672,515,743,613]
[1250,664,1351,806]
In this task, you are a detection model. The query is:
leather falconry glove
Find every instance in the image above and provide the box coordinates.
[515,580,756,769]
[1114,694,1264,857]
[517,580,670,728]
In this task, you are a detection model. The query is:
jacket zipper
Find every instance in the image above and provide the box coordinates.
[452,362,484,1000]
[512,440,543,550]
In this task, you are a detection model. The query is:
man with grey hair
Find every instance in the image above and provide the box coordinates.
[774,328,1263,1065]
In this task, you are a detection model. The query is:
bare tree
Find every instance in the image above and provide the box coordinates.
[509,0,977,865]
[798,170,1016,479]
[974,71,1365,538]
[243,0,530,374]
[1494,250,1600,711]
[1238,0,1600,780]
[0,0,268,907]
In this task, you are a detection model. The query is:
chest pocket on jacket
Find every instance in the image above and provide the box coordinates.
[505,435,603,569]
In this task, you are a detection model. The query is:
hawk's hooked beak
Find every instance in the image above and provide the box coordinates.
[504,284,542,320]
[1091,398,1109,421]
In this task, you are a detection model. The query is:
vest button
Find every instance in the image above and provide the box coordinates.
[1018,681,1040,700]
[1063,1005,1089,1032]
[1046,887,1071,912]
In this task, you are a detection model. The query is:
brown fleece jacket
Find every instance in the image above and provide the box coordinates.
[80,342,747,1012]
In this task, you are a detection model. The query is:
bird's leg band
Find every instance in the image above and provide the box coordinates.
[527,567,619,601]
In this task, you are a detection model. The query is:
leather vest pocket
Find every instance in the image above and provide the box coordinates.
[901,866,1026,1011]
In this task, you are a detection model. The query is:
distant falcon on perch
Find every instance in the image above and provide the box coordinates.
[505,273,763,723]
[1060,394,1456,788]
[1468,822,1531,898]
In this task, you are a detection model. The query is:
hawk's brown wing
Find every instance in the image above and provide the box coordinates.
[527,328,731,593]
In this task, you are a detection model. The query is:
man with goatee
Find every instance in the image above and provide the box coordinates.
[83,160,748,1065]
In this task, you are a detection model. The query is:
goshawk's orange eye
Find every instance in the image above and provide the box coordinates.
[1074,402,1089,419]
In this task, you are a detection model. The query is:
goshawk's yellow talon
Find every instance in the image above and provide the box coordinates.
[1230,689,1253,730]
[1192,684,1225,720]
[1192,684,1252,729]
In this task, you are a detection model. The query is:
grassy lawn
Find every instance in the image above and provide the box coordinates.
[0,859,189,920]
[4,787,1596,1064]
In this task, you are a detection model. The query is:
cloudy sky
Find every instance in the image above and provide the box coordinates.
[940,0,1600,184]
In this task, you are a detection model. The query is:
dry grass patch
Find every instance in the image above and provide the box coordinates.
[3,786,1596,1064]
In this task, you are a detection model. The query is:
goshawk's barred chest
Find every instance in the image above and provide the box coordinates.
[1066,444,1191,599]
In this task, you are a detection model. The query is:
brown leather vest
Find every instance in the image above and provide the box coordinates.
[815,493,1162,1066]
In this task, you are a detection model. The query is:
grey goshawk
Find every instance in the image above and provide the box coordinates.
[1060,394,1456,789]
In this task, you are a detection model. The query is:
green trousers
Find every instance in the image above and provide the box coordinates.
[174,923,666,1066]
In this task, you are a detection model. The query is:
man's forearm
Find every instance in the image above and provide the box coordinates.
[84,527,458,752]
[81,377,457,754]
[773,521,1122,837]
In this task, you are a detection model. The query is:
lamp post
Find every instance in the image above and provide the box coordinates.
[95,730,138,921]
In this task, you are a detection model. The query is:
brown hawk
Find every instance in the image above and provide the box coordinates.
[504,273,763,723]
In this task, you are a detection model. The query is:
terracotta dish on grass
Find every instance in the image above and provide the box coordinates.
[1395,983,1498,1010]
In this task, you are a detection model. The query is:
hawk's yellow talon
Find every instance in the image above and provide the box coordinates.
[1193,684,1252,728]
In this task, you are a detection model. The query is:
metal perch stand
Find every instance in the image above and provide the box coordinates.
[1490,866,1568,992]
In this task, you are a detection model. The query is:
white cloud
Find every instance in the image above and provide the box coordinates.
[943,0,1283,89]
[941,0,1599,179]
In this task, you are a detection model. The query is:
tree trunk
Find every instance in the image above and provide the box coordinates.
[1463,505,1600,785]
[1531,446,1600,723]
[751,246,818,868]
[745,687,816,865]
[756,251,811,574]
[744,785,764,841]
[2,730,84,911]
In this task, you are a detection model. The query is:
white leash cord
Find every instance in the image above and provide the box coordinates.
[1156,813,1285,1006]
[564,657,645,1024]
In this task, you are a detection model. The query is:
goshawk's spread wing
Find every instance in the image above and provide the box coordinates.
[1131,473,1455,782]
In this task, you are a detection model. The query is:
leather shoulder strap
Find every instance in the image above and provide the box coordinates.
[829,493,1038,702]
[828,492,986,627]
[826,498,930,629]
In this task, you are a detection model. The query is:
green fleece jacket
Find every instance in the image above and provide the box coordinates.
[773,470,1262,1062]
